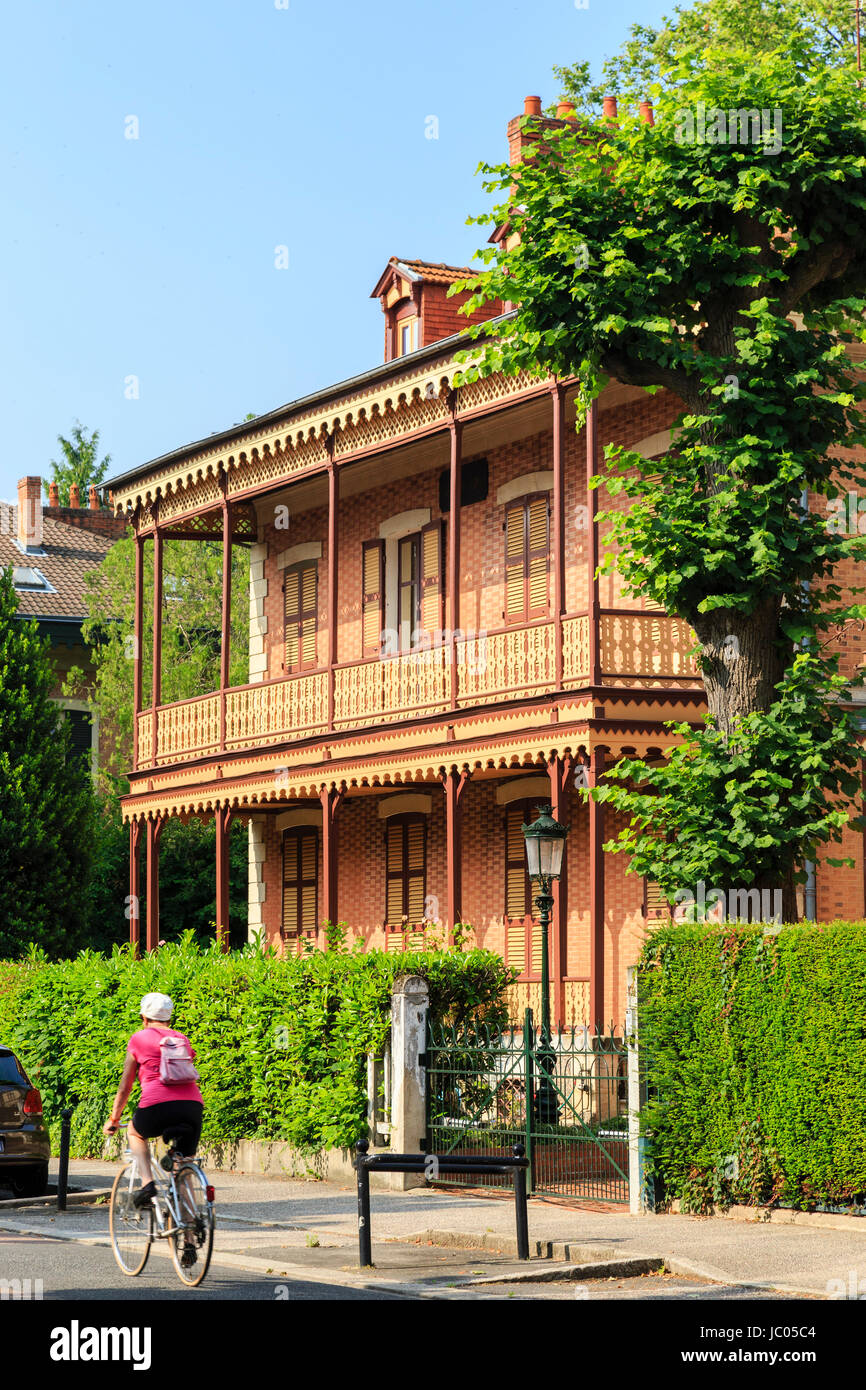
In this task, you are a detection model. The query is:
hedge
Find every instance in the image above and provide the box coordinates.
[0,934,513,1158]
[637,920,866,1212]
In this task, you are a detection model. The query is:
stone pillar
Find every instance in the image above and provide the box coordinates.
[626,966,652,1214]
[247,819,267,944]
[387,974,429,1190]
[249,539,269,684]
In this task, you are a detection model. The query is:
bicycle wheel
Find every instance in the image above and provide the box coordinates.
[109,1162,153,1276]
[168,1163,214,1287]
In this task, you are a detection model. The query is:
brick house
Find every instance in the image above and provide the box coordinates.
[102,96,866,1025]
[0,476,127,773]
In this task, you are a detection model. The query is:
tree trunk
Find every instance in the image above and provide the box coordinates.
[691,595,788,743]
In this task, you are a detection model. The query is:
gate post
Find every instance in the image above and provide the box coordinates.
[388,975,429,1190]
[626,966,653,1214]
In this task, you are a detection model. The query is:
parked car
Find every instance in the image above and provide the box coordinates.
[0,1046,50,1197]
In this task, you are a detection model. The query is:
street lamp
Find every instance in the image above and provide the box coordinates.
[522,804,569,1125]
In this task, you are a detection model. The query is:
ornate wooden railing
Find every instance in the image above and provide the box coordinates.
[135,612,700,769]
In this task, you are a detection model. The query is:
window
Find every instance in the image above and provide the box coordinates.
[284,561,318,672]
[10,565,54,593]
[644,879,670,924]
[385,814,427,927]
[282,828,318,939]
[504,494,550,623]
[362,521,443,655]
[66,709,93,764]
[362,540,385,656]
[397,317,417,356]
[504,801,544,976]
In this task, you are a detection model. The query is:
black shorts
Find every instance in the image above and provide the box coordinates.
[131,1100,203,1155]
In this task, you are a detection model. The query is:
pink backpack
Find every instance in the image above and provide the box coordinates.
[153,1031,200,1086]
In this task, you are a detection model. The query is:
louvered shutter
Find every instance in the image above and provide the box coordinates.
[504,503,525,622]
[282,828,318,938]
[385,815,427,927]
[505,805,530,920]
[644,878,670,923]
[405,818,426,924]
[362,540,385,656]
[385,820,405,926]
[419,520,444,639]
[526,495,550,618]
[284,562,317,673]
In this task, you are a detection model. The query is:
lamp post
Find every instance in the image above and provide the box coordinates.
[523,803,569,1125]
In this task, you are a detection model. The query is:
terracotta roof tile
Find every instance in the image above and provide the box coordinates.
[0,505,119,622]
[392,257,474,284]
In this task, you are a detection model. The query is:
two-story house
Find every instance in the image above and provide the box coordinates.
[104,94,863,1025]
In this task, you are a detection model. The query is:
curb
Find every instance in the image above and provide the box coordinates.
[669,1200,865,1234]
[0,1188,113,1210]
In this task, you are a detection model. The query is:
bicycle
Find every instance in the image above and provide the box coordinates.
[108,1124,215,1287]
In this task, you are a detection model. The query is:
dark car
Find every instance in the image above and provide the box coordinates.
[0,1046,50,1197]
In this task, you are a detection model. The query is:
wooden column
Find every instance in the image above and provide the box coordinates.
[448,418,462,709]
[132,530,144,768]
[215,805,232,951]
[327,455,339,731]
[551,383,566,693]
[220,497,232,752]
[145,815,165,953]
[442,769,469,935]
[151,517,163,763]
[588,747,606,1030]
[548,753,572,1028]
[587,398,602,686]
[128,818,142,953]
[320,786,345,935]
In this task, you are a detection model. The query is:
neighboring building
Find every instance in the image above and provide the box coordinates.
[0,476,127,774]
[102,96,865,1024]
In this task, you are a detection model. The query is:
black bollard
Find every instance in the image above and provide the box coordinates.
[512,1143,529,1260]
[57,1108,73,1212]
[355,1139,372,1267]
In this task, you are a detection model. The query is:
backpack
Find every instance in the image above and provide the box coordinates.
[153,1031,200,1086]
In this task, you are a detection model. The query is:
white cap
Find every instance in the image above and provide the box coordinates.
[140,992,174,1022]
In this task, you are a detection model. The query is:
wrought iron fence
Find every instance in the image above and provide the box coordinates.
[425,1008,629,1203]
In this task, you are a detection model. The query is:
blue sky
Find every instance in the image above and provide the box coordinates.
[0,0,671,501]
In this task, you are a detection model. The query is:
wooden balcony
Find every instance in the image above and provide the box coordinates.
[134,611,700,770]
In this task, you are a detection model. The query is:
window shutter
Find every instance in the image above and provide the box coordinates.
[505,805,530,920]
[284,562,318,673]
[526,495,550,618]
[385,815,427,927]
[362,540,385,656]
[644,878,670,923]
[504,504,525,622]
[282,828,318,937]
[419,520,444,638]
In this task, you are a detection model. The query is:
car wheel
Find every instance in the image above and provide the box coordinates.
[10,1164,49,1198]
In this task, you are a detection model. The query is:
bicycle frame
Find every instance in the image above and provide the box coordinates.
[120,1135,207,1241]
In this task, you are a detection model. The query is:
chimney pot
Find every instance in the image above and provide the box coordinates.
[602,95,618,120]
[48,481,60,508]
[524,95,542,116]
[69,483,81,509]
[639,100,655,126]
[17,476,43,551]
[88,485,100,510]
[556,100,576,121]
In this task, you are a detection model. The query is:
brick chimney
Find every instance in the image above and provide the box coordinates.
[17,476,43,552]
[48,482,60,507]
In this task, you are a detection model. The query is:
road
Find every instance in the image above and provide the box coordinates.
[0,1231,403,1301]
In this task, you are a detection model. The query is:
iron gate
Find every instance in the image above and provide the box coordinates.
[425,1008,629,1202]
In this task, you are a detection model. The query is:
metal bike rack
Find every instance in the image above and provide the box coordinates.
[353,1138,530,1267]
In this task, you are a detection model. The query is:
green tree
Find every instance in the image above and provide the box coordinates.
[45,422,111,507]
[0,568,94,956]
[66,533,250,783]
[457,8,866,914]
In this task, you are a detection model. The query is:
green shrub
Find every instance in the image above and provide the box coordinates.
[637,920,866,1212]
[0,934,512,1158]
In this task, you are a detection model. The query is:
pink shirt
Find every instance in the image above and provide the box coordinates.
[128,1027,203,1108]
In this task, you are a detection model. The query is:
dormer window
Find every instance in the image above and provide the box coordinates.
[11,566,55,593]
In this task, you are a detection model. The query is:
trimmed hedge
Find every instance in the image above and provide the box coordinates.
[0,935,513,1158]
[638,920,866,1212]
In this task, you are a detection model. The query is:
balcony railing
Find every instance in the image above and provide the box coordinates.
[135,611,699,769]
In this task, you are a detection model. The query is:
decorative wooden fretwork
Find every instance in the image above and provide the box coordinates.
[564,980,591,1028]
[456,623,555,706]
[155,695,220,765]
[561,615,591,686]
[226,673,328,752]
[600,612,698,683]
[137,712,153,767]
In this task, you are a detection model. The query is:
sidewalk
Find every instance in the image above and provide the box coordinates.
[0,1158,860,1298]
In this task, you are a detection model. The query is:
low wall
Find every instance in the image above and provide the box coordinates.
[199,1138,357,1185]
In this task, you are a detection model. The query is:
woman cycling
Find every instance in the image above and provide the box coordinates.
[103,993,203,1210]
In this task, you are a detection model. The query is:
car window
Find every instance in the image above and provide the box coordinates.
[0,1051,27,1085]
